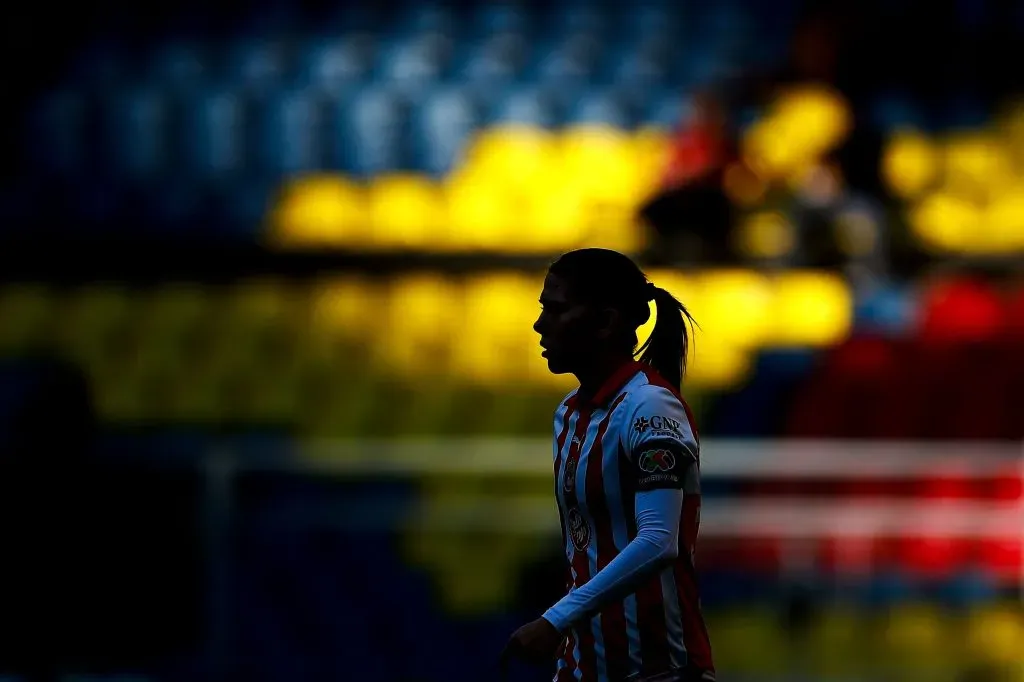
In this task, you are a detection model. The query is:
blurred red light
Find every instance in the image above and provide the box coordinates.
[919,279,1004,342]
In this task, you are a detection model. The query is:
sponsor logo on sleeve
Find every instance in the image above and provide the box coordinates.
[638,448,676,473]
[634,414,684,439]
[636,447,681,486]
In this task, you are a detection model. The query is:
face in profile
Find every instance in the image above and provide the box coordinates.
[534,272,600,375]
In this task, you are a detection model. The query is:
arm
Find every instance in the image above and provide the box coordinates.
[542,485,685,632]
[543,384,700,633]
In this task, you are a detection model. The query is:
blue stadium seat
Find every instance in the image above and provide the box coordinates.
[184,87,249,181]
[103,87,172,179]
[27,88,87,176]
[413,87,479,175]
[225,39,291,94]
[392,2,457,37]
[458,34,527,104]
[296,36,374,94]
[334,86,406,175]
[490,86,559,127]
[218,180,275,237]
[854,285,918,337]
[569,89,632,128]
[377,34,452,100]
[147,42,211,93]
[548,3,607,38]
[644,93,693,129]
[255,89,328,177]
[608,48,670,111]
[533,34,601,96]
[470,3,529,37]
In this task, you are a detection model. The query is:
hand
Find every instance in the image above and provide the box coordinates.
[500,617,563,669]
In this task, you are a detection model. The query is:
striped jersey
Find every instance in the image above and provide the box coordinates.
[549,361,714,682]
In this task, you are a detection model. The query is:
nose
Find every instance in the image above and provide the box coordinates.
[533,312,545,336]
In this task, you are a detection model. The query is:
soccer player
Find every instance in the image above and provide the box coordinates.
[501,249,715,682]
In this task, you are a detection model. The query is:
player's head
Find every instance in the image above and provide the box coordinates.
[534,248,696,390]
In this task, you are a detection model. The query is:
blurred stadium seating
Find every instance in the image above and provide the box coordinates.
[7,0,1022,258]
[2,1,1024,682]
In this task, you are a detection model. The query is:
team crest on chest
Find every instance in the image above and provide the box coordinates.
[567,508,591,551]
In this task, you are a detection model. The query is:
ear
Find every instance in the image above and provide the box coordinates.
[594,307,622,341]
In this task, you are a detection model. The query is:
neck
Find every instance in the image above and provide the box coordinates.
[574,353,634,402]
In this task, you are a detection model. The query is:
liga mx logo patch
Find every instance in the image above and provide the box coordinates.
[567,508,590,551]
[638,448,676,473]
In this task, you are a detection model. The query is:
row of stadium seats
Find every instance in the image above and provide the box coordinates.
[5,275,1024,429]
[788,335,1024,439]
[0,271,849,426]
[28,86,691,181]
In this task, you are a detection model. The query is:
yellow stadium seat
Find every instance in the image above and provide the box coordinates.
[443,168,517,252]
[0,285,55,353]
[909,191,983,253]
[733,210,797,259]
[697,270,774,349]
[53,286,130,363]
[450,273,543,386]
[367,174,445,250]
[461,125,558,194]
[268,174,369,249]
[211,280,306,376]
[984,186,1024,253]
[379,273,462,376]
[743,85,852,182]
[882,129,940,199]
[966,604,1024,666]
[309,275,385,350]
[559,125,643,205]
[632,127,673,201]
[769,271,852,347]
[875,603,959,677]
[942,133,1012,201]
[706,607,788,676]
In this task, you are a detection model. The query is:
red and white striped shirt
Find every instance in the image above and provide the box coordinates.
[543,361,714,682]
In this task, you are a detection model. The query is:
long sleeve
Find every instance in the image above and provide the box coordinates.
[542,487,683,632]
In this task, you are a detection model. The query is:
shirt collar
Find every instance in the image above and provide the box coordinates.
[574,360,645,410]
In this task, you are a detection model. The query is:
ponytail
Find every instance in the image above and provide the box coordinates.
[635,285,697,391]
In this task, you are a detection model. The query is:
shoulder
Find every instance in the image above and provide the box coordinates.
[620,375,683,418]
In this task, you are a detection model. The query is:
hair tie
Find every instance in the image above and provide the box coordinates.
[645,282,658,301]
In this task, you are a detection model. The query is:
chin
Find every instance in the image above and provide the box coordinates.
[545,357,573,375]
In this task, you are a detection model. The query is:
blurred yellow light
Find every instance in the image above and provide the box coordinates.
[773,85,853,154]
[882,130,939,199]
[942,133,1012,200]
[734,211,796,259]
[461,125,558,193]
[741,118,798,179]
[723,162,768,206]
[966,606,1024,664]
[633,127,673,202]
[367,174,445,250]
[381,273,462,375]
[444,169,515,252]
[519,175,588,253]
[559,125,643,205]
[744,85,852,180]
[686,342,752,389]
[310,276,384,343]
[450,273,543,386]
[909,191,982,253]
[984,186,1024,253]
[769,271,852,346]
[696,270,774,349]
[0,285,54,352]
[268,174,368,249]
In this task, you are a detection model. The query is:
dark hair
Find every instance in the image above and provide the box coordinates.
[549,248,697,390]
